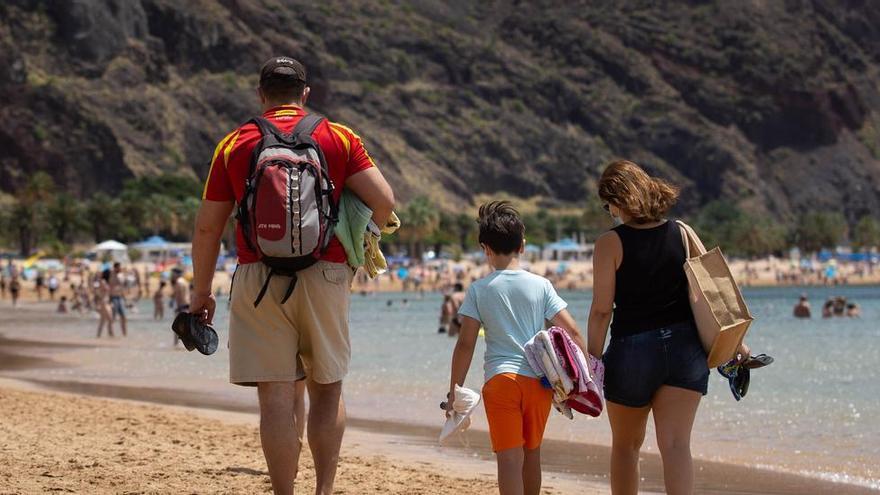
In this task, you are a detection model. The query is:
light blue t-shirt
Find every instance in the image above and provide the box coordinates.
[458,269,568,382]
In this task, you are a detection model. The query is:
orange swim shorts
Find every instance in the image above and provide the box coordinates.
[482,373,553,452]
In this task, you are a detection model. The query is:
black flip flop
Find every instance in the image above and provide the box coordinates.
[172,312,219,356]
[745,354,774,369]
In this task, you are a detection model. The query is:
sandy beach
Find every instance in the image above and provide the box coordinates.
[0,384,511,494]
[1,301,878,494]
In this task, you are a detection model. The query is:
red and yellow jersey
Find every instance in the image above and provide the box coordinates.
[202,105,376,264]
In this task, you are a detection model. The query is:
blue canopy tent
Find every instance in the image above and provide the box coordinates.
[817,249,879,263]
[132,236,172,262]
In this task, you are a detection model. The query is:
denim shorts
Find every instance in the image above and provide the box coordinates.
[603,320,709,408]
[110,295,126,318]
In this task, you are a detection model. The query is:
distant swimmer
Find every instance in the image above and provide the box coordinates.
[793,294,811,318]
[846,303,861,318]
[832,296,847,317]
[822,298,834,318]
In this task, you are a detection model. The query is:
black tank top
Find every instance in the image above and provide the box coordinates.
[610,220,693,338]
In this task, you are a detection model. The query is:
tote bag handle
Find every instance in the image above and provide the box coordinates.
[676,220,707,258]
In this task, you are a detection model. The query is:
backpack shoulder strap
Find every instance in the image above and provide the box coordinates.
[291,113,325,140]
[245,116,285,179]
[289,113,338,223]
[250,116,284,139]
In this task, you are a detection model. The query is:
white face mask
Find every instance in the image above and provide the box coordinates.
[608,206,623,226]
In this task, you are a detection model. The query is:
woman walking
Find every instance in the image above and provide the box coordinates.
[587,160,746,495]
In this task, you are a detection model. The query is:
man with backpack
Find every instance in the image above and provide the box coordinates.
[190,56,395,495]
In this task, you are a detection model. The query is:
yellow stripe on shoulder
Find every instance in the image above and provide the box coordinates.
[202,129,239,199]
[328,122,352,157]
[211,130,238,164]
[223,130,241,167]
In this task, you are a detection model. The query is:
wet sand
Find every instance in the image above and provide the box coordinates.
[1,326,877,494]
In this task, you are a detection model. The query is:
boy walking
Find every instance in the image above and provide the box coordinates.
[447,201,587,495]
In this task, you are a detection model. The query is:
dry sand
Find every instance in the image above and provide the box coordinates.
[0,386,516,494]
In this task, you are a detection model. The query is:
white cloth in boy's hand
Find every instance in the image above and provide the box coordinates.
[439,385,481,445]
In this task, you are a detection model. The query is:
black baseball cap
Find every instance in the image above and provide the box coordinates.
[259,56,306,89]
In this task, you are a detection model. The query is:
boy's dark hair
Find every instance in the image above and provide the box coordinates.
[477,201,525,255]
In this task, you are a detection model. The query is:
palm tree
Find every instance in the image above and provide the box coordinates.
[85,192,119,241]
[47,192,86,244]
[852,215,880,252]
[172,197,202,239]
[12,172,56,255]
[399,196,440,260]
[144,193,174,235]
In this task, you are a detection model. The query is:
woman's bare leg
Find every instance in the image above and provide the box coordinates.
[652,386,701,495]
[607,401,650,495]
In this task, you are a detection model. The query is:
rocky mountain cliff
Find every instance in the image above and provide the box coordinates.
[1,0,879,225]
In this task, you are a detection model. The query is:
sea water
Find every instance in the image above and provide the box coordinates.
[5,285,879,487]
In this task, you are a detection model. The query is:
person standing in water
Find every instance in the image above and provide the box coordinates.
[447,282,466,337]
[439,293,453,333]
[588,160,748,495]
[95,270,115,338]
[109,263,128,337]
[35,272,45,301]
[9,274,21,307]
[47,274,59,301]
[171,269,189,346]
[153,281,167,320]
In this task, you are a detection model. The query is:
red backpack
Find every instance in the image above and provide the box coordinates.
[237,114,338,306]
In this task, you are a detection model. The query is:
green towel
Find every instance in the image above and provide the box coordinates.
[336,190,373,267]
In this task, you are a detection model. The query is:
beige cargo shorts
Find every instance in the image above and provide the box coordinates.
[228,261,353,386]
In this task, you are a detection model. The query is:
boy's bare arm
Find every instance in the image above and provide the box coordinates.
[447,316,481,405]
[550,309,587,355]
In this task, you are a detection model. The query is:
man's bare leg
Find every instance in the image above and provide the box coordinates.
[293,379,307,476]
[258,382,301,495]
[306,380,345,495]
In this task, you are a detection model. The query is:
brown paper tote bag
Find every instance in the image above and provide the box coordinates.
[676,221,753,367]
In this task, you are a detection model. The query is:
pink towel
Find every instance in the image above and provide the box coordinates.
[548,327,603,417]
